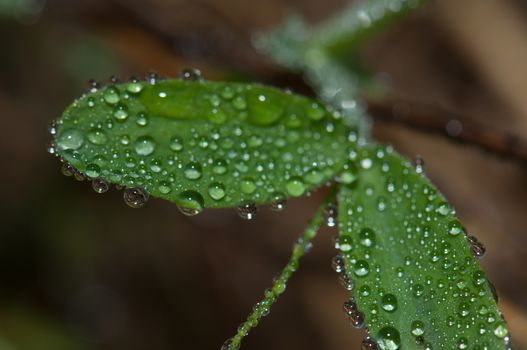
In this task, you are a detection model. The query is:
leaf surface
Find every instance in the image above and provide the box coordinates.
[54,79,354,210]
[337,146,509,349]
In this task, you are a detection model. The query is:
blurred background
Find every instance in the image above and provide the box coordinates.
[1,0,527,349]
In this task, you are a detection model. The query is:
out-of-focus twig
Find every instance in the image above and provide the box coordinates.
[367,98,527,164]
[82,0,527,165]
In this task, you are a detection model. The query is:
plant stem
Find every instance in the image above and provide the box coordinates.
[224,188,338,350]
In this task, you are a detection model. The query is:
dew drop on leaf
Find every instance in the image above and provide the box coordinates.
[134,136,156,156]
[57,128,84,150]
[237,203,258,220]
[123,187,149,208]
[177,190,204,216]
[376,326,401,350]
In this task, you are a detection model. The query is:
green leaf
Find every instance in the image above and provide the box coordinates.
[337,146,510,349]
[53,78,355,211]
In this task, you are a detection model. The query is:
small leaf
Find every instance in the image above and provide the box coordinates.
[53,79,354,210]
[337,146,509,349]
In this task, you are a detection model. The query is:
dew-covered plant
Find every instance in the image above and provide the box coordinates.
[48,0,512,349]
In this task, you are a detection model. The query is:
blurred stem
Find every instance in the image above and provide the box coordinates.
[225,187,338,350]
[310,0,428,58]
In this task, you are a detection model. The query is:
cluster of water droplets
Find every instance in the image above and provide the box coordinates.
[331,147,510,349]
[50,70,355,219]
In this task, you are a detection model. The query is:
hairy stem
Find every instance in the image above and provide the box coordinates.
[224,188,338,349]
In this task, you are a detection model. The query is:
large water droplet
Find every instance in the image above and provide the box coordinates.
[240,178,256,194]
[354,260,370,277]
[285,177,305,197]
[123,187,149,208]
[359,228,376,247]
[208,182,226,200]
[177,190,204,216]
[237,203,257,220]
[376,326,401,350]
[448,220,463,236]
[212,159,228,175]
[92,178,109,193]
[270,192,287,211]
[180,68,201,81]
[87,128,108,145]
[361,337,379,350]
[134,136,156,156]
[103,87,120,104]
[381,293,398,313]
[85,163,101,178]
[247,92,283,126]
[306,102,326,120]
[411,320,425,336]
[57,128,84,150]
[184,162,203,180]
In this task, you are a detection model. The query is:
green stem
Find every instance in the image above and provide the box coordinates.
[224,187,338,350]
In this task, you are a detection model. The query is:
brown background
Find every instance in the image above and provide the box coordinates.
[0,0,526,349]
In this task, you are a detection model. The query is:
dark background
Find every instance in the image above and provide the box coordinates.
[1,0,526,349]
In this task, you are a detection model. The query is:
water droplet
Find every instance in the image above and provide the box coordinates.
[184,162,203,180]
[354,260,369,277]
[247,92,283,126]
[360,158,373,169]
[339,235,353,252]
[305,167,324,184]
[180,68,201,81]
[458,302,471,317]
[158,181,171,194]
[134,136,156,156]
[359,228,376,247]
[493,322,508,338]
[57,128,84,150]
[448,220,463,236]
[411,320,425,336]
[414,156,425,174]
[436,202,451,216]
[240,178,256,194]
[381,293,398,313]
[212,159,228,175]
[61,163,74,176]
[232,95,247,110]
[123,187,149,208]
[270,192,287,211]
[339,274,353,291]
[286,177,305,197]
[169,136,183,152]
[376,326,401,350]
[87,128,108,145]
[324,204,338,227]
[120,135,130,145]
[85,163,101,178]
[113,104,129,121]
[413,283,424,298]
[103,87,120,105]
[208,182,226,200]
[458,337,468,349]
[126,79,143,94]
[359,285,371,297]
[467,235,486,258]
[177,190,204,216]
[473,271,486,286]
[92,178,109,193]
[237,203,257,220]
[331,255,345,273]
[337,162,358,184]
[306,102,326,120]
[136,113,149,127]
[361,337,379,350]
